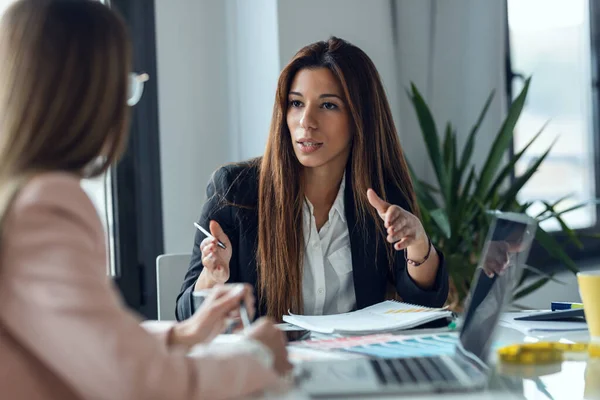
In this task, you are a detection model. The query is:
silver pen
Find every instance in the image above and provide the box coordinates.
[193,222,226,249]
[239,302,252,329]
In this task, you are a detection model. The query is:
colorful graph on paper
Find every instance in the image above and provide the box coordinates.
[294,333,505,359]
[294,333,457,358]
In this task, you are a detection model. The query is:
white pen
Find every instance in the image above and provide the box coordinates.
[227,285,252,330]
[239,302,251,329]
[193,222,227,249]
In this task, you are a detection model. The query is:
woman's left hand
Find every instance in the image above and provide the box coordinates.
[367,189,427,251]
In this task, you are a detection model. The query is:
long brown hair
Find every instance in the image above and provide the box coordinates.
[257,37,418,319]
[0,0,131,226]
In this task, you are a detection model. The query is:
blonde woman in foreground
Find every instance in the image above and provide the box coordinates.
[0,0,290,399]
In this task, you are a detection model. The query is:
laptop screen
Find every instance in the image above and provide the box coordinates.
[457,212,537,365]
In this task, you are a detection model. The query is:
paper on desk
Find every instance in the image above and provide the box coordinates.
[283,300,451,334]
[499,312,588,335]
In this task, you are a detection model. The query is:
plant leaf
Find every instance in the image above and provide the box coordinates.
[408,83,449,198]
[535,193,573,218]
[513,277,551,300]
[458,90,495,181]
[517,268,531,288]
[539,200,600,221]
[485,121,548,203]
[419,205,433,235]
[536,228,579,274]
[453,167,477,229]
[500,140,556,210]
[407,162,438,211]
[475,78,531,200]
[540,201,583,249]
[449,134,458,211]
[551,193,574,208]
[443,123,453,171]
[518,201,534,213]
[522,264,567,285]
[578,233,600,239]
[430,208,452,239]
[419,180,440,193]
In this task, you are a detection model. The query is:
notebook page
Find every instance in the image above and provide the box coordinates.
[283,301,451,334]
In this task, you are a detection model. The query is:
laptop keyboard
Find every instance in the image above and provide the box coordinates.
[370,357,460,385]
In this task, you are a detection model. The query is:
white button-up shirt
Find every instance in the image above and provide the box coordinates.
[302,175,356,315]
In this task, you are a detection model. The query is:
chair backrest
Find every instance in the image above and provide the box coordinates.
[156,253,191,321]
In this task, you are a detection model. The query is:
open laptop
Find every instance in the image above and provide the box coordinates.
[295,211,537,397]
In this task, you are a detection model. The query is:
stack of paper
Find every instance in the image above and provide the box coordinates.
[282,301,452,334]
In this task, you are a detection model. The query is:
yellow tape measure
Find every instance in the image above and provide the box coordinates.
[497,342,594,364]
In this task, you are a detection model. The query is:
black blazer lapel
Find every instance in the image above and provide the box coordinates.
[344,170,388,309]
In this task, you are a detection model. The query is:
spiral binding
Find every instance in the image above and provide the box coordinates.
[387,299,449,312]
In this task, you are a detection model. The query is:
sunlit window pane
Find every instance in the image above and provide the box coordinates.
[81,172,116,276]
[0,0,13,15]
[508,0,596,231]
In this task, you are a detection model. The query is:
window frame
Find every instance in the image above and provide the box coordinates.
[109,0,164,319]
[505,0,600,273]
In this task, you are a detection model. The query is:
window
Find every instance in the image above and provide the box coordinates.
[507,0,596,231]
[81,173,116,275]
[0,0,11,14]
[110,0,164,319]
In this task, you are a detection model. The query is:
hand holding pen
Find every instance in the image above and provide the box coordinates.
[194,221,253,332]
[171,284,255,346]
[172,284,291,375]
[194,220,233,290]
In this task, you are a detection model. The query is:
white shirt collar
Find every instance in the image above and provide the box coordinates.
[331,172,346,223]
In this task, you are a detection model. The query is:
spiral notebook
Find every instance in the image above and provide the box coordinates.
[282,300,452,334]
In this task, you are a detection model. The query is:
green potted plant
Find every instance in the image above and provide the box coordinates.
[407,78,589,310]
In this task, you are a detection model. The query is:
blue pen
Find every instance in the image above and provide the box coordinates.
[551,301,584,311]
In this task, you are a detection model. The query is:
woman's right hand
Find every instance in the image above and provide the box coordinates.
[481,241,511,278]
[245,318,293,376]
[195,220,232,290]
[170,284,253,347]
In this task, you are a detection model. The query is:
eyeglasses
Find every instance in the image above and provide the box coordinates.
[128,72,149,106]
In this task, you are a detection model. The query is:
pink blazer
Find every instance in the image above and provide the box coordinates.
[0,172,279,400]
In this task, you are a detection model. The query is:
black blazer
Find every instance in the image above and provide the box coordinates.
[175,160,449,321]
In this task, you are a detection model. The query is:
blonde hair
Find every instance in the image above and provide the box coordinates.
[0,0,131,223]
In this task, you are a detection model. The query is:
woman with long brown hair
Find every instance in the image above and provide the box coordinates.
[178,37,449,321]
[0,1,290,399]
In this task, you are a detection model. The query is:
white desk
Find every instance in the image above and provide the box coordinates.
[141,321,598,400]
[288,327,598,400]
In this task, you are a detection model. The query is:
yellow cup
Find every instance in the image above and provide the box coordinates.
[578,271,600,342]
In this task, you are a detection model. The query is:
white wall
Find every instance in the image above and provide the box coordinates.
[155,0,231,254]
[226,0,280,161]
